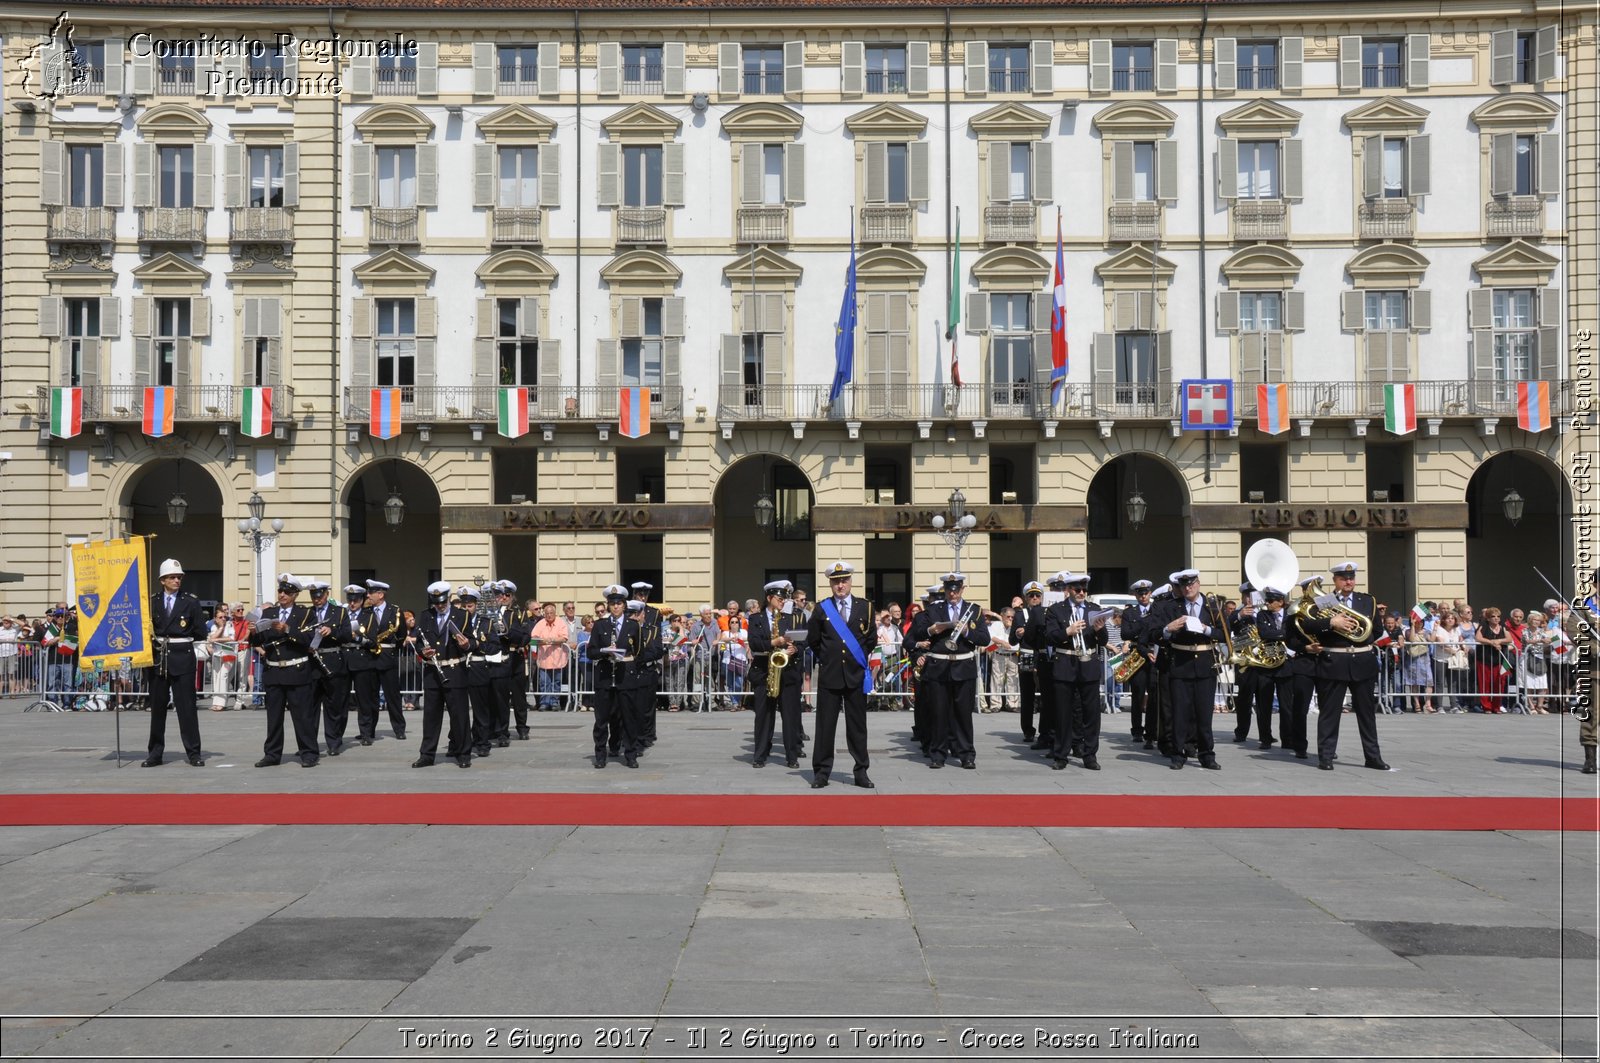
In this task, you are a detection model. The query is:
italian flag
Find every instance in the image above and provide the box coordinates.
[1411,602,1431,624]
[1383,382,1416,435]
[50,387,82,438]
[498,386,530,439]
[240,387,272,438]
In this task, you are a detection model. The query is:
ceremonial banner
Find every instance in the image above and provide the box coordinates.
[1516,380,1550,433]
[50,386,82,438]
[1048,211,1068,401]
[370,387,402,440]
[142,386,175,438]
[1383,383,1416,435]
[619,386,651,439]
[947,209,962,389]
[240,386,272,438]
[1256,383,1289,435]
[498,386,530,439]
[71,536,154,671]
[1181,379,1233,431]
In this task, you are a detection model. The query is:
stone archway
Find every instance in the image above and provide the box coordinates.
[126,457,225,606]
[1085,453,1189,591]
[1466,450,1571,607]
[343,459,442,606]
[712,455,816,604]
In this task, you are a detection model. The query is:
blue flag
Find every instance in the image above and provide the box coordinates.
[829,221,858,404]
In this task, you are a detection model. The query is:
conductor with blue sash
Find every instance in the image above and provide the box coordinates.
[804,561,877,789]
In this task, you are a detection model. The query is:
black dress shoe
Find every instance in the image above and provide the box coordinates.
[1051,758,1068,770]
[1022,731,1037,742]
[394,732,407,741]
[1200,758,1220,770]
[495,738,511,748]
[1082,757,1101,771]
[594,755,607,768]
[456,756,472,768]
[359,737,373,746]
[411,757,434,768]
[810,776,829,788]
[141,756,163,767]
[753,758,767,768]
[1364,759,1391,771]
[1258,741,1273,751]
[928,758,944,769]
[623,754,638,768]
[1169,757,1185,770]
[473,747,491,758]
[855,773,875,788]
[959,758,975,770]
[516,729,530,740]
[326,747,342,757]
[300,757,319,768]
[786,759,799,768]
[1318,758,1334,770]
[1143,740,1156,750]
[1295,750,1309,759]
[1232,733,1247,743]
[186,755,204,767]
[1029,739,1051,750]
[254,757,279,768]
[1130,731,1143,742]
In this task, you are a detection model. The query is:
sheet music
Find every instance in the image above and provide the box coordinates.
[1183,615,1207,634]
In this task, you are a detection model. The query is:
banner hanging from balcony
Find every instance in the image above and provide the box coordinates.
[1181,380,1233,431]
[71,535,154,672]
[619,387,651,439]
[49,387,82,439]
[946,209,962,389]
[1256,383,1290,436]
[1049,211,1069,403]
[240,387,272,438]
[1383,383,1416,435]
[369,388,402,440]
[142,386,175,438]
[498,387,530,439]
[1517,381,1551,433]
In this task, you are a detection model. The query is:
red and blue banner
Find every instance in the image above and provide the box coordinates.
[619,386,651,439]
[142,386,174,438]
[1516,380,1551,433]
[1256,383,1289,436]
[369,387,402,440]
[1182,379,1233,431]
[1049,210,1068,401]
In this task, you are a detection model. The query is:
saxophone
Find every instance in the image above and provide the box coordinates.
[367,608,400,656]
[766,646,789,698]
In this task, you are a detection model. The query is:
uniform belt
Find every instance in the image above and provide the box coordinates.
[155,637,194,644]
[1063,650,1097,660]
[431,657,464,668]
[925,651,976,661]
[1322,645,1373,654]
[266,656,308,667]
[317,646,342,654]
[1172,643,1215,652]
[469,653,508,663]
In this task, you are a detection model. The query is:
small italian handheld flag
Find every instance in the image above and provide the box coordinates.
[1383,382,1416,435]
[240,387,272,438]
[1410,602,1431,625]
[498,386,530,439]
[49,387,82,438]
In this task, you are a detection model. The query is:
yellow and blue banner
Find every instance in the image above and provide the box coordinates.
[71,536,153,671]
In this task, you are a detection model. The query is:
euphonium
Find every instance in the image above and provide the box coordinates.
[1293,576,1373,643]
[766,647,789,698]
[1112,647,1145,683]
[1229,624,1289,669]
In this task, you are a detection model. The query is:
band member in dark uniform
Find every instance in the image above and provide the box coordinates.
[1029,572,1068,752]
[1300,561,1388,771]
[1230,581,1260,745]
[1154,569,1223,770]
[911,572,990,769]
[303,580,352,756]
[351,578,406,744]
[1010,581,1047,745]
[907,583,940,757]
[1281,576,1323,760]
[251,574,319,768]
[805,561,877,788]
[413,580,473,769]
[1044,572,1108,770]
[485,581,530,747]
[1118,580,1157,745]
[588,585,639,768]
[1246,585,1293,751]
[144,558,210,767]
[459,585,498,760]
[749,580,807,769]
[629,582,663,747]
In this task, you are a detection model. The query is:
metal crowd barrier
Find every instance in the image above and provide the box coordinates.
[1374,639,1583,715]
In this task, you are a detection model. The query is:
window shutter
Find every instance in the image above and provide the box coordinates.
[538,339,562,412]
[1155,39,1179,93]
[663,296,685,338]
[1216,138,1238,200]
[1031,40,1053,93]
[472,42,494,95]
[663,337,682,391]
[1410,289,1431,331]
[664,42,686,95]
[1341,290,1364,330]
[1406,34,1430,89]
[720,333,742,402]
[1470,328,1494,383]
[1362,136,1382,199]
[888,303,909,396]
[173,339,192,392]
[261,297,282,339]
[1489,29,1515,86]
[1538,133,1560,196]
[1091,332,1114,389]
[762,293,785,334]
[131,296,152,338]
[193,144,213,209]
[40,141,64,206]
[413,297,436,339]
[477,297,497,342]
[99,296,121,339]
[1467,288,1494,330]
[1031,141,1052,202]
[663,142,685,207]
[190,297,211,339]
[474,337,494,386]
[104,38,124,96]
[131,49,154,95]
[1406,135,1430,197]
[348,54,373,96]
[909,140,931,203]
[1216,291,1239,331]
[77,339,100,388]
[416,144,438,207]
[1281,137,1303,200]
[1489,133,1513,197]
[866,141,887,203]
[243,296,260,338]
[1238,331,1264,384]
[349,143,371,208]
[474,144,495,208]
[539,144,561,207]
[1089,39,1111,93]
[741,295,760,335]
[841,41,864,94]
[415,338,437,400]
[1112,140,1133,202]
[1263,331,1285,382]
[784,41,805,97]
[964,42,987,96]
[349,337,372,394]
[620,297,642,338]
[540,43,560,96]
[740,143,761,205]
[224,143,245,209]
[521,297,540,338]
[1155,331,1173,394]
[1535,25,1558,82]
[1032,295,1053,385]
[965,292,988,334]
[282,50,297,90]
[784,143,805,204]
[1366,331,1408,383]
[1113,291,1137,331]
[224,55,246,97]
[282,143,298,207]
[1156,139,1177,202]
[351,297,373,340]
[1283,290,1305,331]
[103,143,124,208]
[907,42,930,95]
[416,42,439,96]
[598,42,620,96]
[1214,37,1236,92]
[1338,36,1361,90]
[1280,37,1303,91]
[986,144,1009,203]
[1539,287,1561,328]
[133,142,155,208]
[865,291,886,333]
[719,42,740,96]
[39,296,62,339]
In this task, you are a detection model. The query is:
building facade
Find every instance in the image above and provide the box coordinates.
[2,0,1593,613]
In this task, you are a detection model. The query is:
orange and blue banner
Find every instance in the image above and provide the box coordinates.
[142,386,174,438]
[369,387,402,440]
[1516,380,1550,433]
[619,386,651,439]
[1256,383,1289,435]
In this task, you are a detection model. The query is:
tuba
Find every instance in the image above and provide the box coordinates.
[1293,576,1374,644]
[1234,539,1296,668]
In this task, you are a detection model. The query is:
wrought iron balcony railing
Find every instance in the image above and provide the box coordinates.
[48,206,116,244]
[735,206,789,245]
[138,207,207,245]
[616,207,667,245]
[1108,201,1160,241]
[1232,198,1287,240]
[859,205,913,243]
[36,384,292,423]
[1233,379,1572,420]
[1485,197,1544,238]
[343,385,684,425]
[491,207,543,245]
[984,202,1037,243]
[229,206,293,243]
[369,207,420,245]
[1359,199,1415,240]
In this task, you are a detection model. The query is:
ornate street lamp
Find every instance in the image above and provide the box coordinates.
[166,492,189,526]
[753,492,775,530]
[383,489,407,529]
[1502,487,1525,526]
[931,488,979,575]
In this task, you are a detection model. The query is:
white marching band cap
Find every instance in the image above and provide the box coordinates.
[307,580,331,593]
[763,580,792,596]
[276,573,302,593]
[1152,584,1172,599]
[1048,570,1071,586]
[365,579,390,592]
[1262,586,1288,600]
[604,584,629,600]
[498,579,518,594]
[630,581,653,592]
[626,599,646,611]
[824,561,855,579]
[344,584,367,596]
[158,558,184,578]
[426,580,452,598]
[1174,569,1201,584]
[457,585,479,600]
[1298,575,1320,590]
[1330,561,1359,576]
[941,571,966,585]
[1064,571,1090,586]
[1022,581,1046,595]
[1239,581,1254,595]
[1131,579,1154,593]
[925,584,943,599]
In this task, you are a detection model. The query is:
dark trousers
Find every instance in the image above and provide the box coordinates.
[625,686,654,749]
[1018,669,1041,738]
[491,674,516,740]
[813,685,869,779]
[419,681,470,760]
[354,665,406,739]
[510,662,530,732]
[314,670,351,753]
[1232,667,1257,739]
[593,686,635,757]
[1315,677,1383,763]
[751,673,803,763]
[262,682,318,763]
[1171,674,1217,760]
[1126,665,1153,739]
[1054,679,1101,760]
[147,670,201,760]
[927,676,976,762]
[1155,669,1177,754]
[1247,668,1285,744]
[468,682,497,752]
[1283,672,1314,754]
[1038,665,1058,743]
[912,677,931,751]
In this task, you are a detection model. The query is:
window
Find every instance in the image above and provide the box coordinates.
[1112,43,1154,91]
[157,53,194,95]
[1512,134,1536,197]
[740,334,766,405]
[884,143,910,203]
[1237,292,1281,332]
[375,147,416,208]
[865,45,907,94]
[1006,143,1032,201]
[498,45,537,91]
[67,145,103,208]
[622,146,663,207]
[158,146,194,208]
[1114,333,1157,403]
[497,146,539,207]
[1236,41,1278,90]
[1130,141,1156,202]
[376,54,417,94]
[743,46,783,94]
[988,293,1032,406]
[1363,39,1403,88]
[72,41,105,92]
[1364,291,1408,331]
[623,45,664,94]
[772,465,812,541]
[250,336,271,386]
[988,44,1029,92]
[1513,32,1537,84]
[1236,140,1279,199]
[1381,137,1406,198]
[248,147,284,209]
[1492,289,1536,389]
[248,50,283,83]
[375,298,417,388]
[759,144,784,204]
[497,298,539,386]
[154,298,190,387]
[622,298,663,387]
[65,298,99,388]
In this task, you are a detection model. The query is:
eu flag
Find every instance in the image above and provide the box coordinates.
[830,221,858,405]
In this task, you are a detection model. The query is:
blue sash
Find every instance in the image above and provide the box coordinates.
[818,596,873,694]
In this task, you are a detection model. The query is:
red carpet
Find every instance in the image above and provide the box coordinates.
[1,794,1596,830]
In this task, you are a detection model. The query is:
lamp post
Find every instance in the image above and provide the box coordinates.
[930,488,979,576]
[237,492,284,605]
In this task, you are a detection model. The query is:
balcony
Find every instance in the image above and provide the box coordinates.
[1485,197,1544,239]
[47,206,116,245]
[229,206,294,244]
[1234,379,1572,421]
[716,382,1161,422]
[988,69,1030,93]
[156,67,195,96]
[490,207,543,246]
[1232,199,1287,241]
[622,63,664,96]
[374,65,417,96]
[369,207,420,246]
[343,385,685,426]
[859,205,913,244]
[498,66,538,95]
[616,207,667,246]
[1108,201,1160,242]
[736,206,789,245]
[138,207,207,248]
[37,384,268,424]
[1358,199,1415,240]
[984,202,1037,243]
